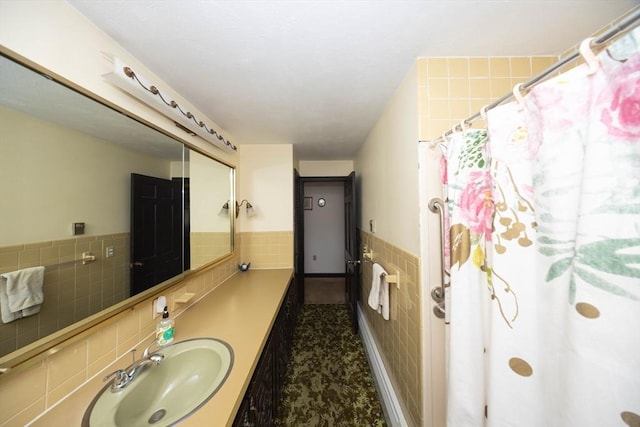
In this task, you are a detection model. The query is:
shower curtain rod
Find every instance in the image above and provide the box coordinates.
[432,8,640,143]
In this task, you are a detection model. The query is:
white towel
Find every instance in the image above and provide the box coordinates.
[368,262,390,320]
[0,266,45,324]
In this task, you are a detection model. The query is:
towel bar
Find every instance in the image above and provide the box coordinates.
[383,272,400,289]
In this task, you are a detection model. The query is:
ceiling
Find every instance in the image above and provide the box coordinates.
[67,0,638,160]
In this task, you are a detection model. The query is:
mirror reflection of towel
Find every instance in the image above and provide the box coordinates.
[0,266,45,323]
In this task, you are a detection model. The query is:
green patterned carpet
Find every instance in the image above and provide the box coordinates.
[275,304,387,427]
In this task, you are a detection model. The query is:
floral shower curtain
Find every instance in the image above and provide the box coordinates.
[442,32,640,427]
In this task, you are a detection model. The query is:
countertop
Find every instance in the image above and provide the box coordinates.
[32,268,294,427]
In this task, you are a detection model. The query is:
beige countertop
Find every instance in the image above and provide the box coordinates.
[32,268,293,427]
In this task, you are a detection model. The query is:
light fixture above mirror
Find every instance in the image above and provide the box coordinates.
[103,57,237,153]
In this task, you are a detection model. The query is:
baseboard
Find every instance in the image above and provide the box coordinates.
[358,303,409,427]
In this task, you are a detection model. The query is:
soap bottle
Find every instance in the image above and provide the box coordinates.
[156,306,175,346]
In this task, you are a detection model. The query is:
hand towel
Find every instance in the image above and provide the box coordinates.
[368,263,390,320]
[0,266,45,323]
[379,271,390,321]
[0,279,19,324]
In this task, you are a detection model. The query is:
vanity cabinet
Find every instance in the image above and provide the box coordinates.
[233,278,298,426]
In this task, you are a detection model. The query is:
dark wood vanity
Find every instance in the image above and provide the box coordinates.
[233,277,298,426]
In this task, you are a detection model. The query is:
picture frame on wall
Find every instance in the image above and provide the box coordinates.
[303,197,313,210]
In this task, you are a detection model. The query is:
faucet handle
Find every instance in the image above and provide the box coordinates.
[103,369,126,382]
[103,369,129,391]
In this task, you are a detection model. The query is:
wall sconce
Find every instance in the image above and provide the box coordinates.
[236,199,255,218]
[219,200,255,217]
[219,201,231,216]
[103,57,236,152]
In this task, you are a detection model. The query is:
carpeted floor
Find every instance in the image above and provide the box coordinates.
[275,304,387,427]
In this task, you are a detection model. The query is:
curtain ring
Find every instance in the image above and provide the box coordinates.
[579,37,599,75]
[480,104,490,121]
[457,119,468,132]
[512,83,526,110]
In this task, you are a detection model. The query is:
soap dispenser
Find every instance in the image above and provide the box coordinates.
[156,306,175,346]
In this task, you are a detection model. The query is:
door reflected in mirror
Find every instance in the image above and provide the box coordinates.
[0,54,234,359]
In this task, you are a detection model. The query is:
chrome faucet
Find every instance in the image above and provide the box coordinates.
[103,338,165,392]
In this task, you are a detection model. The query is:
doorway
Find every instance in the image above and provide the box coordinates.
[294,172,359,332]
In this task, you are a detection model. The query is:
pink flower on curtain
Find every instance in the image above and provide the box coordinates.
[440,154,448,185]
[528,85,576,131]
[600,59,640,140]
[458,171,494,240]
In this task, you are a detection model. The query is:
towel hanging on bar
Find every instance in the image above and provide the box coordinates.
[368,262,390,320]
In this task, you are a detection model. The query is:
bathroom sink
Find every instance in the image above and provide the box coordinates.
[83,337,233,426]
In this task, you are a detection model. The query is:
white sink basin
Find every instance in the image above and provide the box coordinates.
[83,338,233,426]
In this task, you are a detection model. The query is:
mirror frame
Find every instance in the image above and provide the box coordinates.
[0,47,236,375]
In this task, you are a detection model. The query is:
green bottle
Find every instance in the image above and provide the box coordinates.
[156,306,175,346]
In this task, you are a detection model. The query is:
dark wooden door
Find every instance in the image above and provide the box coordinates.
[130,173,183,296]
[294,169,305,305]
[344,171,359,334]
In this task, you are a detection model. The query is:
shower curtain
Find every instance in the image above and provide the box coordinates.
[442,33,640,427]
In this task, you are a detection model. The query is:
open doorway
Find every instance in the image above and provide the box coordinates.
[294,172,359,332]
[303,181,346,304]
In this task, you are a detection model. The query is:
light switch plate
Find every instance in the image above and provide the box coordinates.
[72,222,85,235]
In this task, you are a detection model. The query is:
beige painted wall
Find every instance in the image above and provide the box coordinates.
[237,144,293,233]
[355,62,421,255]
[298,160,354,176]
[189,150,231,233]
[0,106,170,245]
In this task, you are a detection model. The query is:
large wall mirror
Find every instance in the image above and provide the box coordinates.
[0,53,234,365]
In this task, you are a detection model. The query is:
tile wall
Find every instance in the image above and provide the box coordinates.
[0,234,130,356]
[0,251,240,427]
[238,231,294,269]
[360,230,422,426]
[190,232,233,269]
[418,56,557,141]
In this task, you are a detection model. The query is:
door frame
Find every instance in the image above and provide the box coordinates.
[293,174,356,303]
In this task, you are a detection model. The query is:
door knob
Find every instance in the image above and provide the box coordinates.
[346,259,361,265]
[130,261,144,267]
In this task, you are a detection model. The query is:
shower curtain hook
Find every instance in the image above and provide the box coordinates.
[579,37,600,75]
[512,83,526,110]
[458,119,468,132]
[480,104,490,121]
